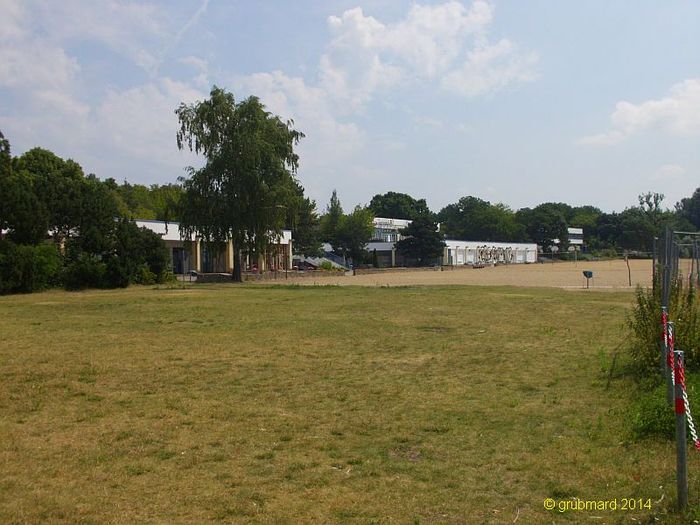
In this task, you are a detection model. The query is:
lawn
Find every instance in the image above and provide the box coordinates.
[1,284,698,523]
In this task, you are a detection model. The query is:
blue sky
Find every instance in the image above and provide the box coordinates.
[1,1,699,214]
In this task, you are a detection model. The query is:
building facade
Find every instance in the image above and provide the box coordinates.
[136,220,293,274]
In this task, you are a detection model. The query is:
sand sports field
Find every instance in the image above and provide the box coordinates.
[288,259,656,289]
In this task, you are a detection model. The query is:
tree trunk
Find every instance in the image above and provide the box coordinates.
[232,249,242,282]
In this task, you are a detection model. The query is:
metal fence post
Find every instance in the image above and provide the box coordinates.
[675,350,688,510]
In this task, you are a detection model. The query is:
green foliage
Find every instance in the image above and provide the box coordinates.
[135,265,157,285]
[516,203,568,251]
[627,279,700,378]
[287,181,322,257]
[320,189,344,244]
[110,219,171,286]
[676,187,700,231]
[0,240,61,294]
[63,253,107,291]
[630,372,700,441]
[629,380,675,440]
[319,261,334,271]
[334,206,374,263]
[176,86,304,281]
[319,191,373,263]
[439,196,525,242]
[396,215,445,266]
[105,180,183,221]
[368,192,432,220]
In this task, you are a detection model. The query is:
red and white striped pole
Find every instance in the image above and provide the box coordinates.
[667,322,675,404]
[674,349,688,510]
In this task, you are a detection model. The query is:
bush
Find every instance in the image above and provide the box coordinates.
[630,371,700,441]
[630,380,675,440]
[104,256,130,288]
[156,270,176,284]
[63,253,107,290]
[627,277,700,378]
[319,261,334,271]
[0,240,61,294]
[135,265,156,285]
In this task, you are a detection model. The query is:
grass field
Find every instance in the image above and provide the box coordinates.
[1,283,699,524]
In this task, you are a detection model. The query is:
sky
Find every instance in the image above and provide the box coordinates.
[1,0,699,214]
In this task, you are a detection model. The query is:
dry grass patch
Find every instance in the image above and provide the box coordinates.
[0,284,698,523]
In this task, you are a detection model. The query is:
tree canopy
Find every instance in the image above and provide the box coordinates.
[395,215,445,266]
[438,196,525,242]
[368,191,432,220]
[0,130,171,293]
[175,86,304,281]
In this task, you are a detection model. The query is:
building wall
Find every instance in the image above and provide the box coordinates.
[372,217,412,242]
[135,220,292,274]
[443,240,538,265]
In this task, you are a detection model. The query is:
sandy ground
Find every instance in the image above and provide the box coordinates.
[286,259,656,289]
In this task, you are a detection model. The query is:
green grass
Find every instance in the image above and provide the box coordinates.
[1,284,699,523]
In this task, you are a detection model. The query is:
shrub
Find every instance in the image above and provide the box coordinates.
[63,253,107,290]
[0,240,61,294]
[629,380,674,440]
[627,277,700,378]
[135,265,156,285]
[319,261,334,271]
[630,371,700,441]
[104,256,131,288]
[156,270,176,284]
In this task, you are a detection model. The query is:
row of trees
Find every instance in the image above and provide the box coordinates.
[300,187,700,268]
[0,131,171,293]
[4,83,699,292]
[363,190,700,254]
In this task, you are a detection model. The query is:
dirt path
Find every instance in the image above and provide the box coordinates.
[286,259,654,289]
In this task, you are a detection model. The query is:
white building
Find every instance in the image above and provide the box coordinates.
[372,217,412,242]
[366,216,538,266]
[553,227,584,251]
[136,219,292,274]
[443,240,538,265]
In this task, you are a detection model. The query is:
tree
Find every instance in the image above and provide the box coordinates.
[335,206,374,264]
[14,148,85,244]
[516,204,568,252]
[638,191,665,229]
[368,191,432,220]
[438,196,525,241]
[320,189,343,244]
[591,212,622,250]
[175,86,304,281]
[395,214,445,266]
[287,181,322,257]
[618,207,656,252]
[676,188,700,231]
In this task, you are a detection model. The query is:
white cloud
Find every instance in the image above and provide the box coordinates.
[440,39,538,97]
[95,78,204,161]
[0,41,80,89]
[34,1,165,74]
[580,79,700,145]
[651,164,686,182]
[319,0,537,106]
[227,1,536,202]
[233,71,366,163]
[413,116,444,130]
[0,0,26,41]
[180,55,210,88]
